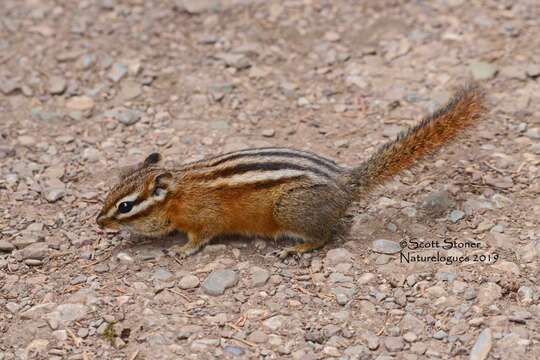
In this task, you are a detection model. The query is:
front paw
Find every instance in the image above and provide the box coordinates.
[270,247,300,260]
[165,243,200,259]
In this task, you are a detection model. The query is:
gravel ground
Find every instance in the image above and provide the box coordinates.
[1,0,539,359]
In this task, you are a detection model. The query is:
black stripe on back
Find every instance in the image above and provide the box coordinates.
[183,147,341,171]
[195,161,332,180]
[207,150,342,172]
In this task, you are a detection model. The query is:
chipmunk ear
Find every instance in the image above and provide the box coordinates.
[152,172,173,195]
[144,153,162,166]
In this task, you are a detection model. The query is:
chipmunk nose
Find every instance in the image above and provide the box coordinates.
[96,213,106,228]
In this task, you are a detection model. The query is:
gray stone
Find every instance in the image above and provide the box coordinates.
[517,286,534,305]
[525,127,540,140]
[382,125,406,138]
[177,325,203,339]
[175,0,221,14]
[66,96,95,111]
[469,328,492,360]
[209,120,230,130]
[328,272,353,284]
[374,254,391,265]
[25,259,42,266]
[48,76,67,95]
[358,272,376,285]
[491,193,512,208]
[335,292,349,305]
[108,63,128,82]
[118,80,141,100]
[402,206,417,217]
[263,315,285,331]
[52,329,68,342]
[364,332,379,350]
[247,330,268,343]
[21,242,48,260]
[223,345,245,356]
[52,303,89,322]
[493,260,519,275]
[77,54,96,69]
[403,332,417,342]
[0,240,15,252]
[178,274,200,289]
[82,148,100,163]
[436,271,457,283]
[332,287,356,306]
[202,269,239,296]
[464,288,477,300]
[325,248,353,266]
[526,64,540,78]
[509,310,532,323]
[20,303,57,320]
[0,78,21,94]
[485,175,513,189]
[433,330,447,340]
[214,52,251,70]
[18,135,36,146]
[152,268,174,282]
[209,82,234,101]
[344,345,369,359]
[44,187,65,202]
[477,283,502,306]
[0,145,15,159]
[96,322,109,335]
[422,190,455,216]
[31,108,63,122]
[5,302,20,314]
[77,328,89,338]
[464,196,492,213]
[250,266,270,287]
[448,210,465,223]
[105,108,142,126]
[401,314,425,333]
[384,336,404,352]
[116,252,134,264]
[469,62,498,80]
[372,239,401,254]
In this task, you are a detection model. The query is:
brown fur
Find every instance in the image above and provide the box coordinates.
[96,83,486,257]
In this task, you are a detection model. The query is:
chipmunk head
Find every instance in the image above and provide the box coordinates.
[96,153,174,237]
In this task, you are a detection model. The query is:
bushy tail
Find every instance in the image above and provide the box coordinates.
[349,83,486,198]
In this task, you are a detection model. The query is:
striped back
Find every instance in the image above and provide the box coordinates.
[180,147,345,188]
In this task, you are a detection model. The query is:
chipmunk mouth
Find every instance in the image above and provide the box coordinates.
[96,215,118,229]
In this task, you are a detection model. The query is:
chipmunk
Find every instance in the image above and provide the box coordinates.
[96,84,485,258]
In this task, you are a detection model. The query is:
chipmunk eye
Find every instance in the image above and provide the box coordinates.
[118,201,134,214]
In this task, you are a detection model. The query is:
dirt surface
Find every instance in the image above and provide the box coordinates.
[1,0,539,359]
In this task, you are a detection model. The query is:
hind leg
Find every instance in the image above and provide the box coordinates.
[273,184,351,258]
[277,238,328,259]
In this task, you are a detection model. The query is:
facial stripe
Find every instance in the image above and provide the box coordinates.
[115,189,168,220]
[104,192,139,218]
